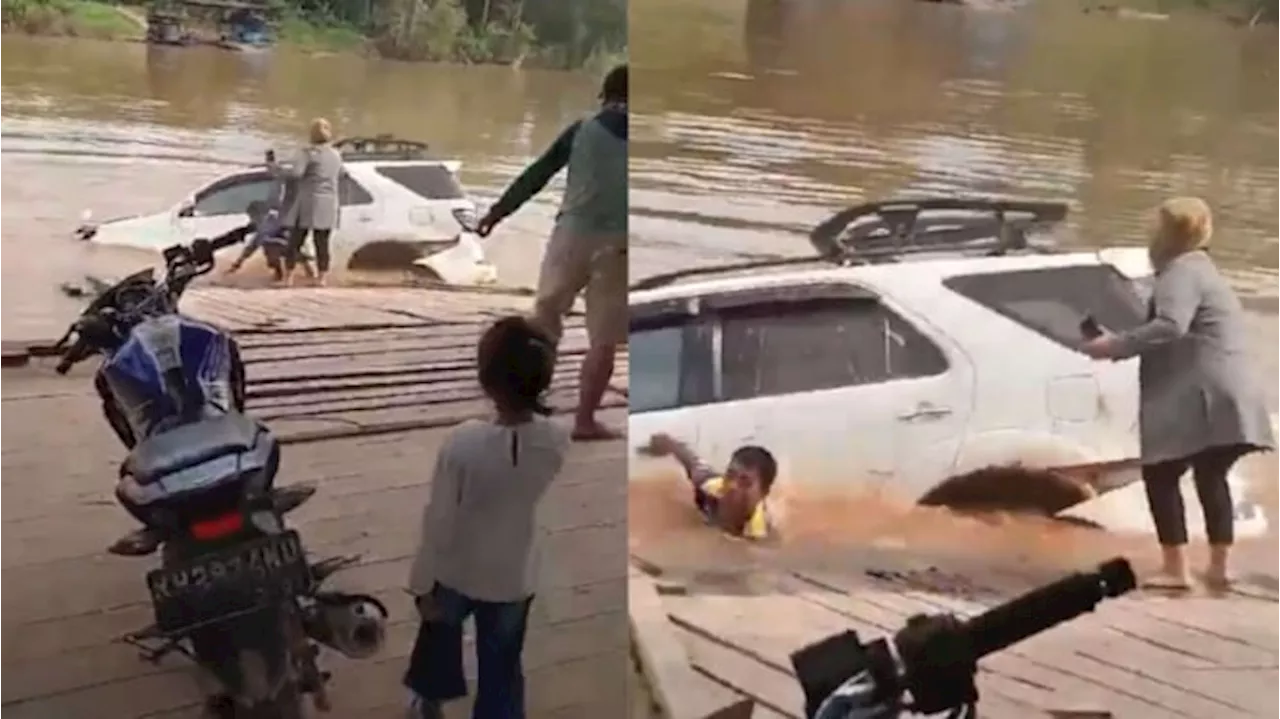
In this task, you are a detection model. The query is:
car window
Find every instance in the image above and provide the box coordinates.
[944,266,1147,350]
[339,173,374,206]
[628,317,715,413]
[192,173,275,217]
[374,164,464,200]
[719,298,949,402]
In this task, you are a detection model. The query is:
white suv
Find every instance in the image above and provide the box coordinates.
[75,136,497,285]
[627,199,1266,537]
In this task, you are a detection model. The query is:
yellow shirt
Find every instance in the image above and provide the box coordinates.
[698,476,770,540]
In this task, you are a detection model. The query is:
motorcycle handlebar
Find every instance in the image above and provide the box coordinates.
[897,557,1137,716]
[960,557,1136,660]
[55,336,86,375]
[792,558,1139,718]
[54,234,239,376]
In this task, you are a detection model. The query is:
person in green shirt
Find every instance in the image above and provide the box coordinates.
[475,65,628,442]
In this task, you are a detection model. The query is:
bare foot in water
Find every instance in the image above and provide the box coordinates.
[1201,570,1234,593]
[1142,571,1192,591]
[572,422,623,442]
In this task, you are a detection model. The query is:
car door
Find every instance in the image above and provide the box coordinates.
[177,170,277,245]
[371,162,467,242]
[942,263,1147,461]
[335,170,381,245]
[698,284,969,497]
[627,299,717,481]
[873,293,976,495]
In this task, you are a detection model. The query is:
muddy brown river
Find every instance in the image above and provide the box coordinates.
[624,0,1278,581]
[3,3,1277,584]
[1,37,601,340]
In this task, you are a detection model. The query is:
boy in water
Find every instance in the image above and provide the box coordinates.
[642,433,778,540]
[405,317,570,719]
[225,200,314,283]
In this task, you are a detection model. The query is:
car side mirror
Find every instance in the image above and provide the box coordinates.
[177,204,195,218]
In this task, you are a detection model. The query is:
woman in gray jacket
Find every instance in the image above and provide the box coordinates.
[272,117,343,286]
[1083,197,1274,590]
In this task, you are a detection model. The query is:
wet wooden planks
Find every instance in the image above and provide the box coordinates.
[1,285,632,719]
[5,286,628,443]
[635,561,1278,719]
[1,381,630,718]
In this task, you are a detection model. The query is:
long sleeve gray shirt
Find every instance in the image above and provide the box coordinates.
[1110,250,1275,463]
[408,418,571,602]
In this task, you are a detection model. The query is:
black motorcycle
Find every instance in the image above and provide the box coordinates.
[54,234,389,718]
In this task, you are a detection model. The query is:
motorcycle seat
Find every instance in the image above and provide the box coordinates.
[125,413,264,485]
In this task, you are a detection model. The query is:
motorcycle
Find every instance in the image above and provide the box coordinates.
[53,235,390,718]
[792,558,1138,719]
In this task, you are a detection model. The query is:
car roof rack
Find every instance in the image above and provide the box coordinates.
[630,197,1069,292]
[810,197,1068,261]
[333,135,431,161]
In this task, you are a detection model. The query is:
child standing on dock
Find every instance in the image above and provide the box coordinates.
[404,316,571,719]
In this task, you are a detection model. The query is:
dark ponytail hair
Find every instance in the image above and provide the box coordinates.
[477,316,556,416]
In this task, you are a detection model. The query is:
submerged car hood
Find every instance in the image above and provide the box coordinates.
[78,214,176,250]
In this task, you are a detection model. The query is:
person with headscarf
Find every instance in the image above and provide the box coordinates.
[1081,197,1275,590]
[270,117,343,286]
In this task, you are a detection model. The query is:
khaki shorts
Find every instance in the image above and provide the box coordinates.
[532,226,627,348]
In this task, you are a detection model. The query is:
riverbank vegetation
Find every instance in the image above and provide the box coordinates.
[2,0,141,38]
[0,0,626,69]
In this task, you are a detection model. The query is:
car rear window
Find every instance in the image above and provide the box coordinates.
[944,265,1147,350]
[374,164,464,200]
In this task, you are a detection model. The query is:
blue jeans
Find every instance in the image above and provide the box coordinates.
[403,583,534,719]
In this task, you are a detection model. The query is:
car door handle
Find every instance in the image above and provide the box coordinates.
[897,403,953,422]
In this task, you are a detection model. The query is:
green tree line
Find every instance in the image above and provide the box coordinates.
[286,0,626,66]
[1,0,627,69]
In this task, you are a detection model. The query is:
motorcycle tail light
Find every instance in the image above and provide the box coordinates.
[190,511,244,540]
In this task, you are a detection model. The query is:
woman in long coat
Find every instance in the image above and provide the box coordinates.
[272,117,343,286]
[1083,197,1274,589]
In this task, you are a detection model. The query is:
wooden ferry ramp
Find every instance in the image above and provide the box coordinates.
[1,286,629,718]
[629,549,1279,719]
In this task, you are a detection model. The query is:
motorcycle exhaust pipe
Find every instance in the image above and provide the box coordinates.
[304,592,388,660]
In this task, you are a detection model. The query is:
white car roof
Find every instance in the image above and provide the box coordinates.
[345,158,461,172]
[630,246,1152,303]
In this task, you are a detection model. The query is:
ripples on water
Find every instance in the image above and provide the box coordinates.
[0,42,602,339]
[625,0,1277,578]
[630,0,1279,291]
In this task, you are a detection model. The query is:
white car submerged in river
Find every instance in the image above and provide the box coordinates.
[628,198,1268,538]
[75,136,499,286]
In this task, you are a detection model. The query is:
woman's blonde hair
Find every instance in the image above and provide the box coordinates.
[309,117,333,145]
[1149,196,1213,270]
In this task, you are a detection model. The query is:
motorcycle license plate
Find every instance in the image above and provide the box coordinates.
[147,531,310,632]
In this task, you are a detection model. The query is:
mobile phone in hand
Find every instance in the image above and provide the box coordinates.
[1080,315,1103,340]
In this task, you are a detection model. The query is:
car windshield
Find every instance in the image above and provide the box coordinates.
[374,164,464,200]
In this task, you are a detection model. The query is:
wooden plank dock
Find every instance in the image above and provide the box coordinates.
[1,286,630,719]
[628,545,1279,719]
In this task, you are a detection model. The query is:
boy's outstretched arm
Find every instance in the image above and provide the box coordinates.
[644,433,715,486]
[478,121,581,232]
